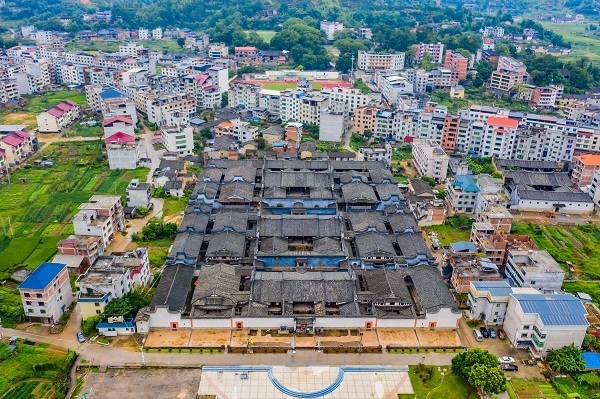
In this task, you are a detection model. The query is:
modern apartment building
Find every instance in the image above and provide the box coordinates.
[357,51,405,72]
[412,139,450,183]
[505,250,565,293]
[18,262,74,324]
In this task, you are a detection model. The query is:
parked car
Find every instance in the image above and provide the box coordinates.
[479,326,489,338]
[76,332,85,343]
[498,356,515,364]
[488,327,496,338]
[497,328,506,340]
[473,329,483,342]
[500,364,519,372]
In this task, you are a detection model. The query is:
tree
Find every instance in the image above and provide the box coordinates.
[421,176,436,187]
[82,315,102,337]
[0,342,11,361]
[468,364,506,394]
[421,52,434,71]
[176,37,185,47]
[547,344,586,374]
[220,92,229,108]
[336,54,352,73]
[451,348,499,379]
[476,61,493,82]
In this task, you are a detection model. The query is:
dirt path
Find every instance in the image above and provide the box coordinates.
[107,197,165,252]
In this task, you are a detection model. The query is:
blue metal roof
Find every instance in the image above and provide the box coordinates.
[583,352,600,370]
[99,87,126,100]
[19,263,65,290]
[512,293,589,326]
[472,281,514,297]
[450,241,477,252]
[452,175,480,193]
[97,318,135,329]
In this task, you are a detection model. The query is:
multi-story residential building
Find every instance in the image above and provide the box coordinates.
[57,235,104,270]
[449,254,502,294]
[353,106,380,134]
[326,87,381,114]
[589,170,600,207]
[412,139,450,183]
[138,28,150,40]
[76,247,151,318]
[443,50,468,84]
[0,79,19,103]
[505,250,565,293]
[411,43,444,64]
[102,116,135,138]
[73,209,114,249]
[207,43,228,58]
[36,100,81,133]
[0,130,37,166]
[126,179,152,209]
[228,82,261,110]
[376,73,413,104]
[447,175,480,214]
[161,125,194,155]
[0,149,6,175]
[320,20,344,41]
[483,26,505,38]
[144,93,196,126]
[152,27,163,40]
[105,132,141,170]
[503,293,588,358]
[467,281,538,325]
[530,85,563,108]
[319,109,345,142]
[234,46,258,59]
[489,56,529,93]
[357,51,405,72]
[357,143,393,165]
[18,262,74,324]
[571,153,600,188]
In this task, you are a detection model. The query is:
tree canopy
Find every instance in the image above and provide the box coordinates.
[547,344,586,374]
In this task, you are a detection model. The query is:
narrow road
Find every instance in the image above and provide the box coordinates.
[107,197,164,252]
[38,134,101,151]
[139,123,163,183]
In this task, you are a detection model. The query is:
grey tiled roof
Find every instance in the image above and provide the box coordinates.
[218,181,254,203]
[150,264,195,312]
[341,182,378,203]
[375,183,402,201]
[347,212,387,233]
[212,211,251,233]
[354,232,396,257]
[387,212,418,233]
[264,170,332,188]
[206,232,246,258]
[259,215,342,237]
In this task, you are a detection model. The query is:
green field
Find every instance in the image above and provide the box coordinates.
[399,365,478,399]
[539,21,600,62]
[507,379,563,399]
[0,91,88,129]
[260,82,300,90]
[0,141,148,278]
[512,223,600,280]
[0,342,75,399]
[65,39,194,54]
[244,30,277,43]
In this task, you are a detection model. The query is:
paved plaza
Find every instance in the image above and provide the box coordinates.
[197,365,413,399]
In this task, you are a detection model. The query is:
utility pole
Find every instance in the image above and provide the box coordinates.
[350,54,355,79]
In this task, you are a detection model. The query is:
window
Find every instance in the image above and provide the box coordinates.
[96,310,101,315]
[523,325,530,330]
[28,309,33,313]
[40,310,46,314]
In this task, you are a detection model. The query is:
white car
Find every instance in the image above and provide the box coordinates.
[498,356,515,364]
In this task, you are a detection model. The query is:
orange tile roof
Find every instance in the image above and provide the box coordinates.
[576,153,600,165]
[487,116,519,128]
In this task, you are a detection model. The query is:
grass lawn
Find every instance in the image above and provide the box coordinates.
[512,222,600,281]
[0,342,75,399]
[62,122,103,138]
[244,30,277,43]
[162,196,188,217]
[0,90,87,129]
[539,21,600,62]
[260,82,299,91]
[399,365,478,399]
[423,224,471,246]
[508,379,562,399]
[0,283,24,327]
